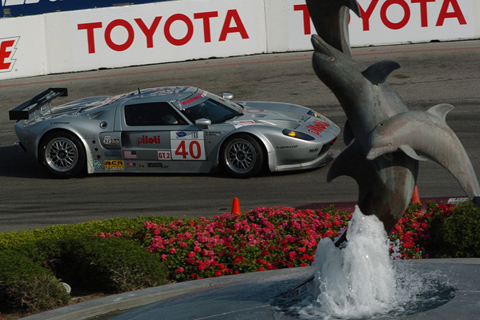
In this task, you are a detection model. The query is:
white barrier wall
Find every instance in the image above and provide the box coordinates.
[1,0,479,81]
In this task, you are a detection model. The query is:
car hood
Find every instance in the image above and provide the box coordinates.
[230,102,316,128]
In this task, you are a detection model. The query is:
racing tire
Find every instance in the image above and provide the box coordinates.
[220,134,265,178]
[39,131,86,178]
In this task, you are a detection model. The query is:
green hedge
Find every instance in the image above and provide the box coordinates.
[0,216,174,315]
[37,236,168,293]
[0,249,70,311]
[427,201,480,257]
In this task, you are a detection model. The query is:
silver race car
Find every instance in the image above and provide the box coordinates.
[9,87,340,178]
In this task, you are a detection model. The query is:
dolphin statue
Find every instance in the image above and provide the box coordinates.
[306,0,480,236]
[367,104,480,208]
[309,26,418,233]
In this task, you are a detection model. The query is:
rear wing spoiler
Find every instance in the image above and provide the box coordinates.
[9,88,68,121]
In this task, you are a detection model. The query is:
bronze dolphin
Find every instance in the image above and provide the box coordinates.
[367,104,480,208]
[306,0,480,235]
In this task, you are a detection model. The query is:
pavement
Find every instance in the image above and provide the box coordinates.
[23,258,480,320]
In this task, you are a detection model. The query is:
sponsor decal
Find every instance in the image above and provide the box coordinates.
[104,160,125,171]
[126,162,136,167]
[278,145,298,149]
[137,135,161,145]
[206,131,224,136]
[309,148,319,153]
[92,160,101,169]
[294,0,467,34]
[307,119,330,137]
[104,151,122,158]
[0,37,19,73]
[103,135,120,146]
[138,162,145,170]
[181,92,207,106]
[77,10,249,54]
[50,121,70,125]
[176,131,187,137]
[147,162,168,169]
[158,150,172,160]
[124,150,137,159]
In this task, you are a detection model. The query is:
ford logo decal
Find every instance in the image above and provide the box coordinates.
[176,132,187,137]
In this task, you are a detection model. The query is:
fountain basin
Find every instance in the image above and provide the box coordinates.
[26,258,480,320]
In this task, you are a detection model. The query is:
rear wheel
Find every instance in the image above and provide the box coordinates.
[220,134,264,178]
[39,131,86,178]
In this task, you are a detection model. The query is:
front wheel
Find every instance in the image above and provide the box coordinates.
[39,131,86,178]
[220,134,264,178]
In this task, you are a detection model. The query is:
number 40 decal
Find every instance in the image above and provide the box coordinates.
[173,140,204,160]
[170,131,206,160]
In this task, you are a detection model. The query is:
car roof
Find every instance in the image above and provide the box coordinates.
[136,86,199,101]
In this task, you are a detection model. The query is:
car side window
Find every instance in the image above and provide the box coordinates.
[125,102,187,126]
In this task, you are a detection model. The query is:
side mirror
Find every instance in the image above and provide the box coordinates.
[223,93,234,100]
[195,118,211,129]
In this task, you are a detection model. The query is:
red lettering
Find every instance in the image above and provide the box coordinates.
[436,0,466,26]
[219,9,249,41]
[307,120,330,136]
[358,0,379,31]
[78,22,103,54]
[135,16,162,48]
[194,11,218,43]
[164,14,194,46]
[381,0,410,30]
[294,4,311,35]
[105,19,135,51]
[0,40,15,70]
[411,0,435,27]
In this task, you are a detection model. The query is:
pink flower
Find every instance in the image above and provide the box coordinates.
[175,267,184,274]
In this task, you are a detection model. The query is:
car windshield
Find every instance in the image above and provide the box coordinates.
[182,98,243,124]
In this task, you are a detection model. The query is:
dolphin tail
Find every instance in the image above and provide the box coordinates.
[328,141,418,232]
[306,0,360,56]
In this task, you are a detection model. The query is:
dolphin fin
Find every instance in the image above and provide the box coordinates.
[362,61,401,85]
[328,141,368,183]
[427,103,454,121]
[399,145,427,161]
[306,0,360,56]
[343,120,354,145]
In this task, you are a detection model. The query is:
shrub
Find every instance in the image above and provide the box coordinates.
[0,249,70,312]
[430,201,480,257]
[37,235,168,293]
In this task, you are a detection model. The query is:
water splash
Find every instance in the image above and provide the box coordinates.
[273,206,454,319]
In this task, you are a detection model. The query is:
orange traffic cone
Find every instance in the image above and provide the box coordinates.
[411,186,421,204]
[231,197,241,215]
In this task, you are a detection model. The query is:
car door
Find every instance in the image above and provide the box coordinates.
[119,100,208,172]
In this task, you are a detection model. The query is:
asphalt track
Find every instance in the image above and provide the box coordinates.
[0,40,479,233]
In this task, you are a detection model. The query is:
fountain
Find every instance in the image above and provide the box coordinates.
[272,207,454,319]
[271,0,480,317]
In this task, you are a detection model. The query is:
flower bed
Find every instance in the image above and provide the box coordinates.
[98,201,479,282]
[100,206,351,281]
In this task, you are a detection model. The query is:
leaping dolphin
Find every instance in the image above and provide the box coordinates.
[306,0,480,235]
[311,33,418,234]
[367,104,480,208]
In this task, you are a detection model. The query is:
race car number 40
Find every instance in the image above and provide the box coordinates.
[170,131,206,160]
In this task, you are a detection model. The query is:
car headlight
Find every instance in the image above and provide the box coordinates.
[282,129,315,141]
[307,110,327,120]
